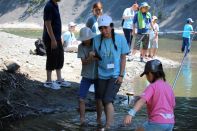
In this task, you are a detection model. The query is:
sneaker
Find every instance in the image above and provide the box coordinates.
[56,79,71,87]
[127,56,134,62]
[44,81,61,90]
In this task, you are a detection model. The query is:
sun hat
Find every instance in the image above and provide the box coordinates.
[187,18,194,23]
[140,59,163,77]
[152,16,158,20]
[78,27,96,41]
[68,22,77,27]
[139,2,150,9]
[98,14,112,27]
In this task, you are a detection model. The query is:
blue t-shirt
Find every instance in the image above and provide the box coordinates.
[183,24,193,38]
[133,12,151,34]
[93,34,129,79]
[86,15,100,35]
[43,0,62,41]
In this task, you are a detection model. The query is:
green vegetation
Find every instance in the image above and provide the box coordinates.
[2,28,43,39]
[1,28,80,39]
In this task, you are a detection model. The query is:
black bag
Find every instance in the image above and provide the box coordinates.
[35,38,46,56]
[121,19,125,27]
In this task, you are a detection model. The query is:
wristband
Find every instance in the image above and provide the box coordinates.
[119,75,124,78]
[128,109,136,117]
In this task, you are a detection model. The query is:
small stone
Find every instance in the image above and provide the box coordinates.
[4,60,20,73]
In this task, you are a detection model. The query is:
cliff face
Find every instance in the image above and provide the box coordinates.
[0,0,196,30]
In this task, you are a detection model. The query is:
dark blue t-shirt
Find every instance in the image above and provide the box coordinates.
[42,0,62,41]
[133,12,151,34]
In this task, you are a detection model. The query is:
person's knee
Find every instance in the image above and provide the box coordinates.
[102,99,113,106]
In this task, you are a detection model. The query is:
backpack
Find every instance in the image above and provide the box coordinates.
[35,38,46,56]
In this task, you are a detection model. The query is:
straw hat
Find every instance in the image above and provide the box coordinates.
[78,27,96,41]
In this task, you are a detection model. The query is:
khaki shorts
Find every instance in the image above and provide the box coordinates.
[133,34,149,50]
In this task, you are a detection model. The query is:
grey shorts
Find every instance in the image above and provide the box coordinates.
[134,34,149,50]
[148,39,158,49]
[95,78,121,105]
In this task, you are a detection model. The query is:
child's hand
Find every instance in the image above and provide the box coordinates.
[123,115,133,125]
[89,51,95,57]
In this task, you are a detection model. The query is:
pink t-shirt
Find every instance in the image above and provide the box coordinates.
[141,80,175,124]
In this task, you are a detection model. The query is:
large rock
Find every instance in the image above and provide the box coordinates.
[4,60,20,73]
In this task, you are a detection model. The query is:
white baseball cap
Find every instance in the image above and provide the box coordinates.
[68,22,77,27]
[152,16,158,20]
[78,27,96,41]
[98,14,112,27]
[187,18,194,23]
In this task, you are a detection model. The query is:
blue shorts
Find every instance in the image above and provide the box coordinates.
[143,121,174,131]
[79,77,97,99]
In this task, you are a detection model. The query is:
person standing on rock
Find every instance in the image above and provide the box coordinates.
[148,16,159,58]
[77,27,98,126]
[122,3,139,50]
[42,0,71,89]
[86,1,103,35]
[89,14,129,129]
[128,2,154,62]
[182,18,195,53]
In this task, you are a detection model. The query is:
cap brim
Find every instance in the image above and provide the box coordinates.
[140,72,145,77]
[140,6,150,9]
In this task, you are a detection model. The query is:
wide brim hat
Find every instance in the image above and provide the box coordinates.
[78,27,96,41]
[152,16,158,20]
[140,59,163,77]
[139,2,150,9]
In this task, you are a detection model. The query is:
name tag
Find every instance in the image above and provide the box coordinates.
[107,63,114,69]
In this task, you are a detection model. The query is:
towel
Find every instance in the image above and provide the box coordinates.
[138,11,151,29]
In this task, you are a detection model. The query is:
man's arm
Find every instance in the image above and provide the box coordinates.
[45,21,57,49]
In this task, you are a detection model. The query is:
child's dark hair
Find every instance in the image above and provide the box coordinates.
[82,39,93,46]
[99,23,117,51]
[151,70,166,83]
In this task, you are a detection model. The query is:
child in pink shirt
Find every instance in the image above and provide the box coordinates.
[124,59,175,131]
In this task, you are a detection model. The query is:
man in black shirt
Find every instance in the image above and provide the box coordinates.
[43,0,71,89]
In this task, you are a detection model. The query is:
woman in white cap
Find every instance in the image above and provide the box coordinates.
[77,27,98,126]
[148,16,159,58]
[62,22,78,51]
[90,14,129,129]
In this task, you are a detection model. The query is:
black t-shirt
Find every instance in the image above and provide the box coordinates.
[42,0,62,41]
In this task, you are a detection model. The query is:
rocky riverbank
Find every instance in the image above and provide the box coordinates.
[0,31,179,129]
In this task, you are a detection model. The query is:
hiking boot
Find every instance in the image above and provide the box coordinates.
[43,81,61,90]
[56,79,71,87]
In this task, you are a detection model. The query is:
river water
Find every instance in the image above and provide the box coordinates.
[11,39,197,130]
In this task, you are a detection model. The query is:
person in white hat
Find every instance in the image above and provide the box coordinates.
[77,27,98,126]
[89,14,129,129]
[62,22,78,51]
[182,18,195,53]
[148,16,159,58]
[128,2,154,62]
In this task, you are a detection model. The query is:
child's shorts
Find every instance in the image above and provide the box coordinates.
[143,121,174,131]
[79,77,97,99]
[148,39,158,49]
